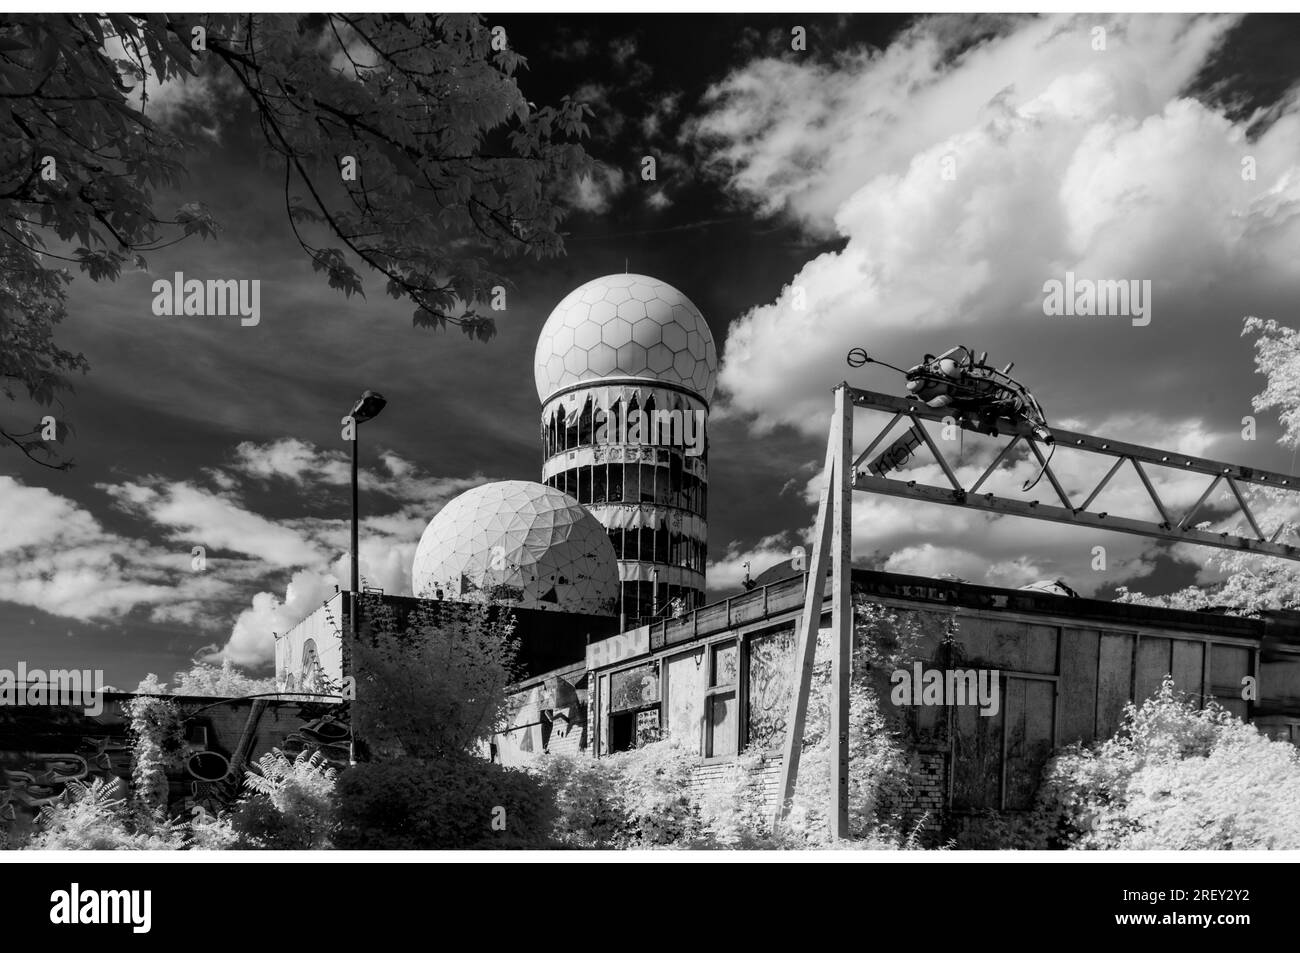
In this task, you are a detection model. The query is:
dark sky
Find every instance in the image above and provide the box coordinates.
[4,12,1300,689]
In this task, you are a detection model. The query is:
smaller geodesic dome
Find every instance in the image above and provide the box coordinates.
[411,481,620,616]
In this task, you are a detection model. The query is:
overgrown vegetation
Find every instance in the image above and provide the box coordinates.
[24,778,185,850]
[763,604,925,846]
[229,749,339,849]
[122,692,186,815]
[327,600,557,848]
[18,606,1300,851]
[335,755,556,849]
[350,599,520,760]
[135,660,278,697]
[962,677,1300,850]
[22,748,341,851]
[529,602,932,850]
[531,739,708,848]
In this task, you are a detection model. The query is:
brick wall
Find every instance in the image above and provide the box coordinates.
[543,707,587,757]
[684,746,949,839]
[686,756,783,811]
[881,746,947,838]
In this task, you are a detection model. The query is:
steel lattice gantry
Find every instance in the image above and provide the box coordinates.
[772,383,1300,839]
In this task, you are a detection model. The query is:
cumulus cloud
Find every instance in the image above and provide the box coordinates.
[218,568,342,668]
[688,12,1300,592]
[230,437,351,486]
[691,13,1300,436]
[199,445,483,665]
[1,441,488,668]
[0,477,231,622]
[687,14,1241,233]
[202,443,483,665]
[230,437,479,504]
[104,478,327,568]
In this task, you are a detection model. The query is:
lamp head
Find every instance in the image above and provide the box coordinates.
[350,390,387,423]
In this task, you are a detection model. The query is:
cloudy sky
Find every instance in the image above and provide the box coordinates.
[5,12,1300,687]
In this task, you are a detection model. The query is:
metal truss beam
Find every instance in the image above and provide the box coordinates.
[847,387,1300,560]
[848,388,1300,489]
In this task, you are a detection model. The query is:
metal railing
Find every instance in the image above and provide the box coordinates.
[641,572,825,652]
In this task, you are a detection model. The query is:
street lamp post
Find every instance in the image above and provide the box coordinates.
[347,390,387,642]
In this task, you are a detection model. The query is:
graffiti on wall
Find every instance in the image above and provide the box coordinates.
[610,663,658,712]
[494,674,586,764]
[746,628,796,751]
[0,696,349,841]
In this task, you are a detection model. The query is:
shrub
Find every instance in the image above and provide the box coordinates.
[527,751,625,848]
[25,778,184,850]
[122,693,186,815]
[173,660,278,697]
[228,797,325,849]
[334,754,556,849]
[607,738,708,846]
[531,738,708,848]
[134,662,278,697]
[187,811,239,850]
[1022,677,1300,849]
[231,749,338,849]
[350,599,520,760]
[534,735,926,851]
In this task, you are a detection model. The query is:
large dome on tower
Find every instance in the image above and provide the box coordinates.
[534,274,717,404]
[411,481,619,617]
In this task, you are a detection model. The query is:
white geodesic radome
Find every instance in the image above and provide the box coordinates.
[411,481,619,616]
[534,273,718,404]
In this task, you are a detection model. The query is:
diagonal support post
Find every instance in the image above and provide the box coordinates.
[970,434,1022,495]
[1226,477,1264,540]
[1131,458,1171,527]
[1029,440,1072,510]
[772,384,853,839]
[910,417,963,492]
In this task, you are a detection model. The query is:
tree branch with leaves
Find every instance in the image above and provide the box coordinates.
[0,13,592,466]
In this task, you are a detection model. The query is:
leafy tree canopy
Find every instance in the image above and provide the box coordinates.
[135,659,278,697]
[0,13,592,466]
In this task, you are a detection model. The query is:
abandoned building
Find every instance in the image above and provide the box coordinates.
[488,566,1300,820]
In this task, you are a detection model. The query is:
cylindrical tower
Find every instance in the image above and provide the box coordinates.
[535,274,717,625]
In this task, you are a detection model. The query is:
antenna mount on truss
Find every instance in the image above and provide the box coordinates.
[848,345,1056,489]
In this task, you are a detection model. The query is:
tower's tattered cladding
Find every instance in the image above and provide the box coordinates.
[535,273,717,622]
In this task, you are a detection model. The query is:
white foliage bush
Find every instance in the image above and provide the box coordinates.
[1027,677,1300,849]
